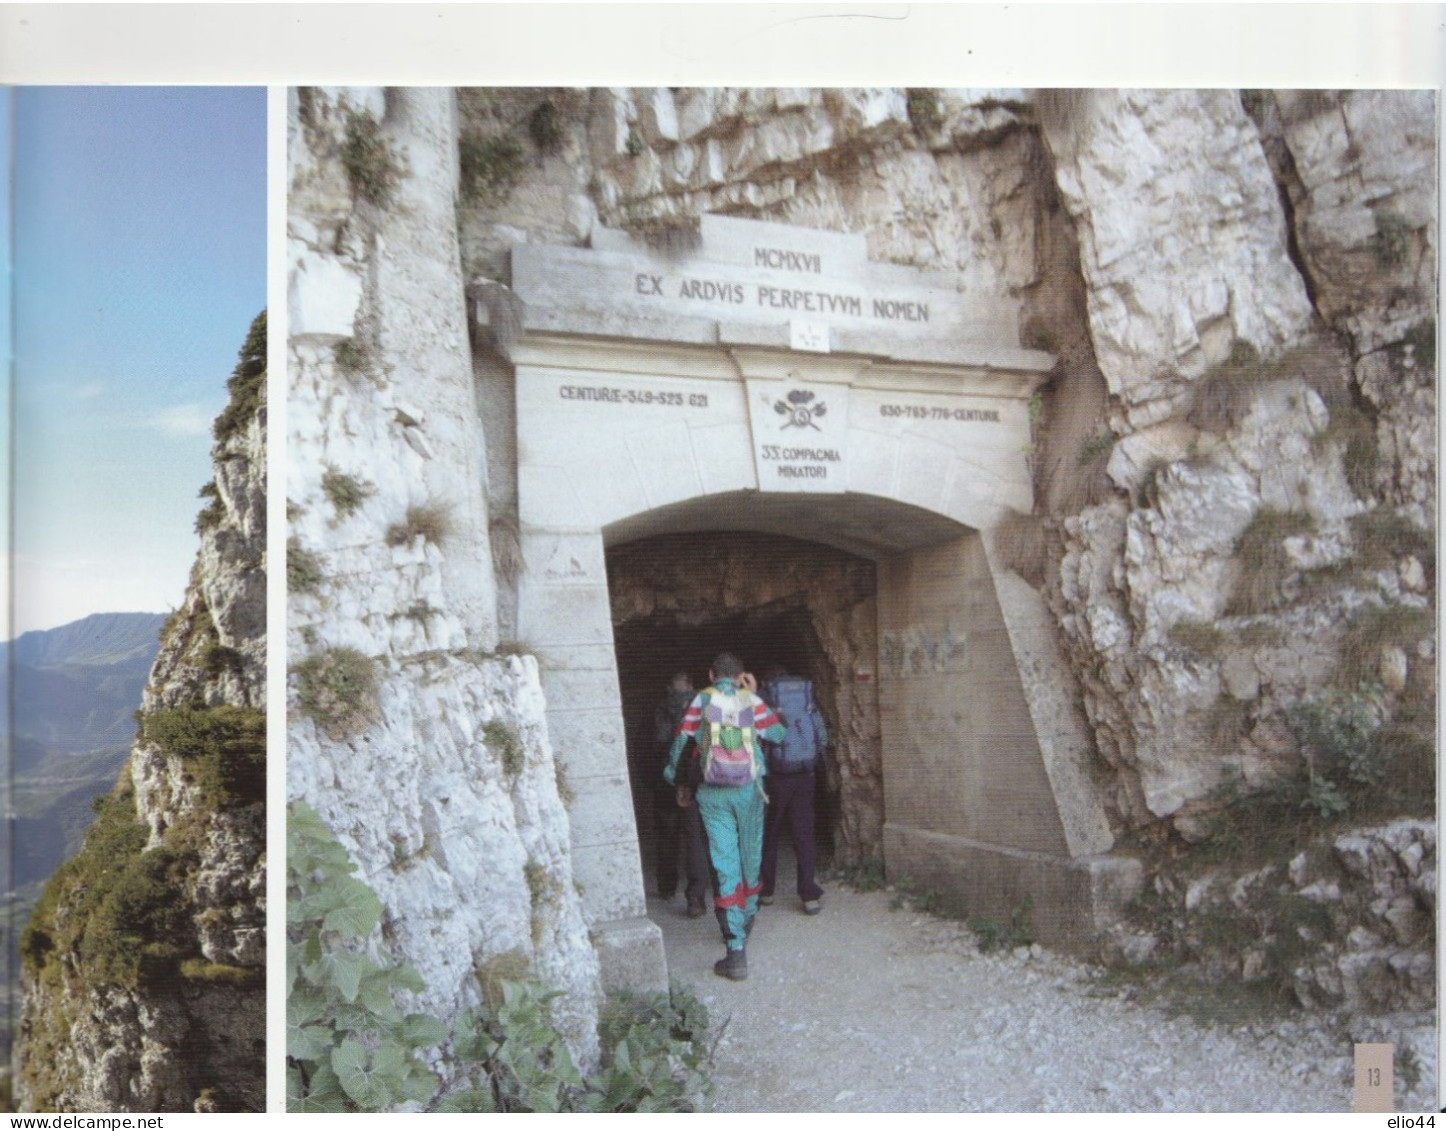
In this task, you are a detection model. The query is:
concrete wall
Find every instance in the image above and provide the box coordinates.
[878,534,1070,856]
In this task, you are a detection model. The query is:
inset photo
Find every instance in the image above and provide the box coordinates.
[286,88,1435,1113]
[5,87,267,1113]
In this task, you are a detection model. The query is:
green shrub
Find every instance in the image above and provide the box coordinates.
[289,537,325,593]
[624,128,644,158]
[1372,207,1411,268]
[332,337,373,379]
[1188,340,1270,434]
[836,855,887,893]
[1348,509,1433,577]
[485,719,526,777]
[286,801,443,1113]
[288,804,715,1113]
[321,467,373,518]
[140,705,267,809]
[195,480,226,534]
[1288,686,1386,792]
[1077,431,1115,467]
[584,984,712,1112]
[970,896,1035,953]
[459,132,526,204]
[213,311,267,443]
[475,949,532,1009]
[1225,508,1315,615]
[201,639,245,677]
[22,790,206,993]
[385,503,452,548]
[905,88,943,134]
[181,958,264,985]
[295,648,381,740]
[1338,600,1434,686]
[1399,318,1435,369]
[554,761,575,807]
[342,109,405,209]
[528,99,565,153]
[1168,619,1225,656]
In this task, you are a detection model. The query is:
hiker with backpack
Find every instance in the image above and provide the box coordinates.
[663,652,786,981]
[758,667,828,915]
[652,671,710,918]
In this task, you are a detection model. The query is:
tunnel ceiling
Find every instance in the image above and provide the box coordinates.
[602,490,967,560]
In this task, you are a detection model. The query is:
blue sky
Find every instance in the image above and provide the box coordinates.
[8,87,265,636]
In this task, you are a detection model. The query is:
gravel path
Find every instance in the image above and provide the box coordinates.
[649,884,1437,1112]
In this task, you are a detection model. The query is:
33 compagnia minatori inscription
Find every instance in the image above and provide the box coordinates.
[760,444,841,480]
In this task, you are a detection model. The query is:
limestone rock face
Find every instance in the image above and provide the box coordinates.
[287,87,600,1076]
[1040,90,1315,429]
[15,318,267,1112]
[1037,90,1434,837]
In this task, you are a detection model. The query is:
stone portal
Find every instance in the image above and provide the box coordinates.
[476,215,1136,989]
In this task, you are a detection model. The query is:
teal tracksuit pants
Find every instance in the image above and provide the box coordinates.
[694,780,766,950]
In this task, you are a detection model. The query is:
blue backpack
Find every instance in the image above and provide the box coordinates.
[761,677,826,774]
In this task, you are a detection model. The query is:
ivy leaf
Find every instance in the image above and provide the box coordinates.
[356,970,404,1025]
[401,1013,449,1048]
[400,1062,441,1106]
[304,949,369,1003]
[390,962,427,994]
[437,1086,497,1113]
[333,1036,402,1109]
[289,1022,335,1063]
[321,876,384,939]
[290,1062,349,1113]
[285,939,307,990]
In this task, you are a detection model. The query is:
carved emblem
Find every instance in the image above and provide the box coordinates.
[774,388,827,431]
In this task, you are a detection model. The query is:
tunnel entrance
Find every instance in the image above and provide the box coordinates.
[499,214,1131,991]
[607,531,881,893]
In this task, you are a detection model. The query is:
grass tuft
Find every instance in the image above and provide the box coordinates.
[1225,508,1315,616]
[294,647,381,740]
[321,467,373,519]
[386,502,452,548]
[342,108,404,209]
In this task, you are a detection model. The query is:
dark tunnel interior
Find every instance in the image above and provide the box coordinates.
[613,603,840,891]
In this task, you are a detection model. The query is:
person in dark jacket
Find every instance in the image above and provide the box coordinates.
[758,667,827,915]
[652,671,709,917]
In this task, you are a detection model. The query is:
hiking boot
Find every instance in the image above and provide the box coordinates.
[713,948,748,981]
[802,899,822,916]
[686,897,707,918]
[759,895,774,906]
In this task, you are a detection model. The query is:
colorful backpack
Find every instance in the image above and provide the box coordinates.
[760,676,825,773]
[697,685,761,787]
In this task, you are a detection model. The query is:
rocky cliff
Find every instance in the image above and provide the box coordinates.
[287,84,1434,1074]
[15,313,267,1112]
[286,88,600,1079]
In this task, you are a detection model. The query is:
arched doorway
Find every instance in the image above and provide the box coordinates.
[609,530,878,898]
[493,214,1135,991]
